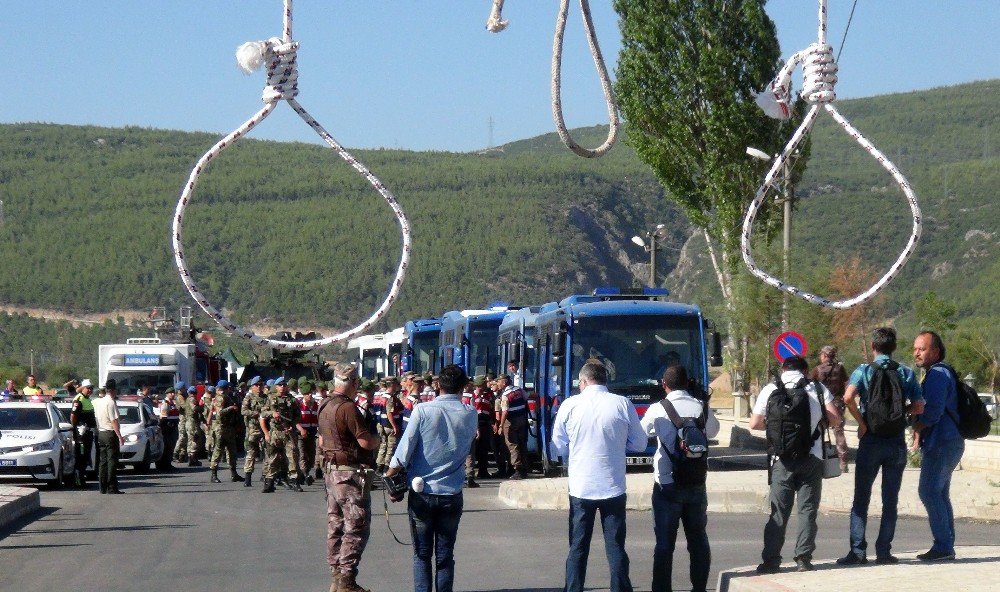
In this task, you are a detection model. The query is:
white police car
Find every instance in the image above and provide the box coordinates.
[0,402,77,488]
[117,397,164,472]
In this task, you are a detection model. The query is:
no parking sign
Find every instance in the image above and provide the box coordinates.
[773,331,808,362]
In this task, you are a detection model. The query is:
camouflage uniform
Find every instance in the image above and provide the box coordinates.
[173,392,188,461]
[208,389,242,480]
[262,389,302,484]
[376,392,401,469]
[241,384,267,478]
[185,392,206,463]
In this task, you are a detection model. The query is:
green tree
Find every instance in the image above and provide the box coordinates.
[614,0,809,387]
[915,291,958,335]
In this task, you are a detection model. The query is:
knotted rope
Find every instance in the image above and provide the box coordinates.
[487,0,620,158]
[173,0,412,350]
[740,0,921,309]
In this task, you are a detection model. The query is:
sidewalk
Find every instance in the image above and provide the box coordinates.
[498,467,1000,521]
[0,485,40,529]
[717,546,1000,592]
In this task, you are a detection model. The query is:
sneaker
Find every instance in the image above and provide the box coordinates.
[875,555,899,565]
[916,550,956,561]
[755,563,780,575]
[795,557,814,572]
[836,552,868,566]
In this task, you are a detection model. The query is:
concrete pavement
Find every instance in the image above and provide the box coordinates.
[717,546,1000,592]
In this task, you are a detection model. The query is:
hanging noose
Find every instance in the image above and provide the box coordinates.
[172,0,412,350]
[487,0,620,158]
[741,0,921,309]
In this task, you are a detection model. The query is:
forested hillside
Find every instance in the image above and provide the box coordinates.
[0,80,996,374]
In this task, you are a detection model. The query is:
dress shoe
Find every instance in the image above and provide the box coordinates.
[917,549,955,561]
[836,552,868,566]
[755,562,780,575]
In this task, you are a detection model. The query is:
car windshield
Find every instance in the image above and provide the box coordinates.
[411,332,439,375]
[468,322,499,377]
[55,406,72,423]
[0,408,52,430]
[570,314,704,402]
[116,405,142,425]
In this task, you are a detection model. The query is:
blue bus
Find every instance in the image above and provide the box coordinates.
[402,318,442,375]
[532,287,722,472]
[439,307,515,377]
[497,306,544,456]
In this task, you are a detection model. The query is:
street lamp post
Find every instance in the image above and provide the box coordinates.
[631,224,670,288]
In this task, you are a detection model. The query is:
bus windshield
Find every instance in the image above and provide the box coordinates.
[570,315,703,402]
[411,332,438,375]
[107,372,175,395]
[468,322,499,377]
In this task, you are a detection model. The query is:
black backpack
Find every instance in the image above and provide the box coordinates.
[941,364,993,439]
[865,360,907,437]
[659,398,709,488]
[765,377,818,462]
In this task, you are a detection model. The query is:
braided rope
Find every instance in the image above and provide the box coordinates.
[741,0,921,309]
[488,0,620,158]
[172,0,412,350]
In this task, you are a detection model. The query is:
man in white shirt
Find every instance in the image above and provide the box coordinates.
[93,378,125,494]
[551,359,647,592]
[749,355,841,573]
[640,366,719,592]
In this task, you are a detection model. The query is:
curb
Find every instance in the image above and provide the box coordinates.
[0,486,41,529]
[716,546,1000,592]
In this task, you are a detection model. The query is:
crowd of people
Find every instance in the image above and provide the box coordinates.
[1,327,970,592]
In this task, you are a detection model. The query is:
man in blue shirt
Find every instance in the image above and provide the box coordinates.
[913,331,964,561]
[837,327,924,566]
[387,364,478,592]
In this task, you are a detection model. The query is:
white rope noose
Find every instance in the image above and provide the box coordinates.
[740,0,921,309]
[487,0,620,158]
[172,0,412,350]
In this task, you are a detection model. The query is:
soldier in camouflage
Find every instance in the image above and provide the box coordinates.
[173,382,189,463]
[241,375,267,487]
[184,386,204,466]
[207,380,242,483]
[318,363,379,592]
[260,376,302,493]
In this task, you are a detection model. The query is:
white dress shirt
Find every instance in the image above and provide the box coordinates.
[640,390,720,486]
[752,370,833,459]
[551,384,647,500]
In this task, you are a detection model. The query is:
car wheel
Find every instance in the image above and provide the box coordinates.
[133,444,151,473]
[46,459,64,490]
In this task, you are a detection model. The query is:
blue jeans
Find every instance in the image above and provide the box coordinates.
[566,494,632,592]
[849,433,907,558]
[651,484,710,592]
[408,491,464,592]
[918,438,965,554]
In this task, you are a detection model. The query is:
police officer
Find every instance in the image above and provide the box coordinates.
[471,375,495,480]
[207,380,242,483]
[375,377,402,474]
[297,381,319,486]
[497,374,529,479]
[185,385,204,466]
[259,376,302,493]
[157,387,181,471]
[69,378,98,485]
[241,375,266,487]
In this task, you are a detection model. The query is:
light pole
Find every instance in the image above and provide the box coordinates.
[746,146,796,330]
[631,224,671,288]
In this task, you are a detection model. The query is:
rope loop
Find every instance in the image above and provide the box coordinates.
[175,0,411,350]
[741,0,921,310]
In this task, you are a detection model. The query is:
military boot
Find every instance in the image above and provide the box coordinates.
[188,458,202,467]
[288,475,304,492]
[337,572,371,592]
[261,478,275,493]
[244,472,253,488]
[210,468,222,483]
[230,467,243,482]
[315,466,323,479]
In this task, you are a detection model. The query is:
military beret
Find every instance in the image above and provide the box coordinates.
[300,381,314,394]
[174,381,186,390]
[286,377,298,388]
[473,375,486,386]
[165,387,175,394]
[422,373,433,383]
[216,379,230,389]
[206,385,216,394]
[249,376,262,386]
[187,386,198,394]
[265,378,275,388]
[273,376,286,386]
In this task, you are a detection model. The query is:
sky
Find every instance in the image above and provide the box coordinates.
[3,1,998,152]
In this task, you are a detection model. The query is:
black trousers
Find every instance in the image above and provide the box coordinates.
[97,430,120,492]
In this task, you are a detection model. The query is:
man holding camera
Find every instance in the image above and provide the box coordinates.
[386,364,478,592]
[318,363,380,592]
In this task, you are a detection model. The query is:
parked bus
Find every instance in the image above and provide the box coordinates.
[402,318,441,375]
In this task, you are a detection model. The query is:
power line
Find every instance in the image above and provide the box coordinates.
[836,0,860,63]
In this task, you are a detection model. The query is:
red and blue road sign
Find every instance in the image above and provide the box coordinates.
[773,331,808,362]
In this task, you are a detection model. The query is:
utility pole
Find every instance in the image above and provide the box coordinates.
[29,349,35,376]
[488,116,495,149]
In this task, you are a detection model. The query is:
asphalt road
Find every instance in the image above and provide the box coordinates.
[1,465,996,592]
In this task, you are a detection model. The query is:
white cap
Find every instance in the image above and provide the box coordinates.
[80,379,94,388]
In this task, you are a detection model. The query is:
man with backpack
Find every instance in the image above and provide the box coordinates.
[749,355,841,574]
[640,365,719,592]
[837,327,924,566]
[912,331,965,561]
